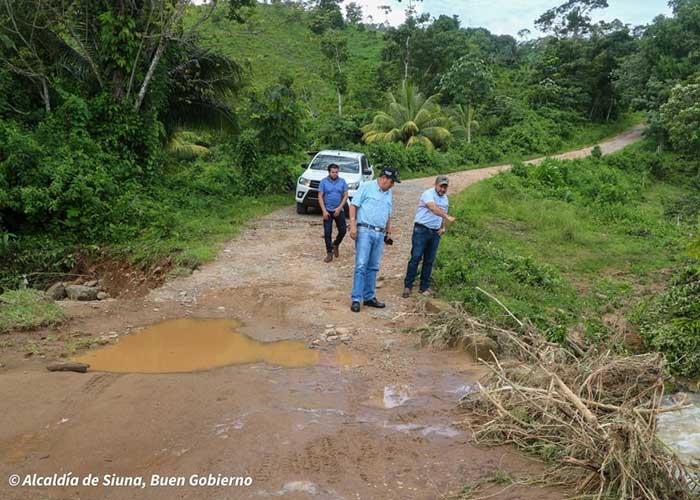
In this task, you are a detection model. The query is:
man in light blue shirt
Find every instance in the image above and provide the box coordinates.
[402,175,456,297]
[348,167,400,313]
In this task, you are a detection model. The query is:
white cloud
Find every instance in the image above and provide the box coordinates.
[353,0,673,35]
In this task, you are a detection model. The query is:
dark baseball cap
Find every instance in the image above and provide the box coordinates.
[436,175,449,186]
[380,166,401,183]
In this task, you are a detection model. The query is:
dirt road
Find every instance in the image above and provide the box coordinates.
[0,125,644,500]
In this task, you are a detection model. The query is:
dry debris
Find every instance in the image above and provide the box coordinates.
[420,299,700,500]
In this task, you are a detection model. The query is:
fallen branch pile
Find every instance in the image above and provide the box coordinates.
[420,301,699,499]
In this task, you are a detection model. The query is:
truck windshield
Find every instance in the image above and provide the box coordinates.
[309,155,359,173]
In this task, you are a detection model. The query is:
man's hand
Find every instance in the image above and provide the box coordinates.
[445,215,456,224]
[333,207,342,217]
[322,210,330,220]
[350,226,357,240]
[438,228,446,236]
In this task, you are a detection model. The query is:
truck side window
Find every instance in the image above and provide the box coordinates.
[361,156,370,174]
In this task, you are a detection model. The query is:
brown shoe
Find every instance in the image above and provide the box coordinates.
[332,244,339,258]
[324,253,333,263]
[402,288,411,298]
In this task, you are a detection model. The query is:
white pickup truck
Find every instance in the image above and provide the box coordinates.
[295,150,374,215]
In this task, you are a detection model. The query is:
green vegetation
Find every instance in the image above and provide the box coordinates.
[435,143,698,343]
[636,263,700,376]
[0,289,64,333]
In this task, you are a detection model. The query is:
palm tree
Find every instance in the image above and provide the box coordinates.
[448,104,479,144]
[166,130,210,160]
[361,81,451,149]
[160,39,245,138]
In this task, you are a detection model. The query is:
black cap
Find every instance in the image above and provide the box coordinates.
[380,166,401,183]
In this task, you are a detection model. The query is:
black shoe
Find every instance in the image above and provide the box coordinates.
[363,298,385,308]
[351,301,360,312]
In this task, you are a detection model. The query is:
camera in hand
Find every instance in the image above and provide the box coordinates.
[384,234,393,245]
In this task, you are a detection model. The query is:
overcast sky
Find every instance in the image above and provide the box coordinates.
[349,0,673,36]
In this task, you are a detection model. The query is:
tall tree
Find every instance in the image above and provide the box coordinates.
[320,30,349,116]
[439,55,494,142]
[535,0,609,38]
[308,0,344,35]
[250,76,305,154]
[659,78,700,157]
[344,2,363,26]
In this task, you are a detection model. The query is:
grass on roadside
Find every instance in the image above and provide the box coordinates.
[433,141,693,341]
[115,193,290,269]
[0,289,64,333]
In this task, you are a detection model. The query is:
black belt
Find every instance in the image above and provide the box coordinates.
[415,222,440,232]
[357,222,385,233]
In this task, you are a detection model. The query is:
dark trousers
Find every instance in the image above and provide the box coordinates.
[323,210,347,254]
[404,224,441,292]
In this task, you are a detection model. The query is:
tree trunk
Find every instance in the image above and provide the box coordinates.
[40,78,50,113]
[404,34,410,81]
[605,97,614,122]
[112,68,125,101]
[134,38,165,111]
[335,48,343,116]
[134,1,186,112]
[467,104,475,144]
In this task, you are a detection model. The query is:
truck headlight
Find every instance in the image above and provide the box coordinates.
[348,182,359,190]
[298,177,311,187]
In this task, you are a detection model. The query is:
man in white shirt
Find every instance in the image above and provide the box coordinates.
[402,175,456,298]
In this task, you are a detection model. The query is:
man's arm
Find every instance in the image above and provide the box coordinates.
[318,188,329,219]
[385,216,391,235]
[335,190,349,216]
[425,201,456,223]
[349,203,358,240]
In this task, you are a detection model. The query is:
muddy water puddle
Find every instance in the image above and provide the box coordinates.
[73,318,362,373]
[658,393,700,464]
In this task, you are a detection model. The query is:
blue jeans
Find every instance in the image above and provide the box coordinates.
[351,227,385,302]
[404,224,441,292]
[323,211,346,254]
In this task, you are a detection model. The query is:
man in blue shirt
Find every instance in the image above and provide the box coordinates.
[319,164,349,263]
[348,167,400,313]
[402,175,456,298]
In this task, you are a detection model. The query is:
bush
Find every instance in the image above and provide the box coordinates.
[497,112,563,156]
[659,78,700,157]
[357,141,448,175]
[0,116,119,236]
[447,138,505,166]
[0,235,77,291]
[637,262,700,376]
[0,94,165,237]
[309,113,365,149]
